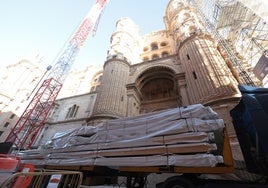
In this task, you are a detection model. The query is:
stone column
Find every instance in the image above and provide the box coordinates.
[176,73,190,106]
[126,83,141,117]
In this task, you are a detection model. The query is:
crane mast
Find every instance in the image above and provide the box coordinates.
[5,0,109,150]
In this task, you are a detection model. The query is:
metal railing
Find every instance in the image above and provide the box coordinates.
[0,169,83,188]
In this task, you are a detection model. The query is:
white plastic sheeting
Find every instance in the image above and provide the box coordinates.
[20,104,226,168]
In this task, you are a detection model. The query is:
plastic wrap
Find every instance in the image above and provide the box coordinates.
[45,118,223,149]
[168,154,224,167]
[20,104,225,168]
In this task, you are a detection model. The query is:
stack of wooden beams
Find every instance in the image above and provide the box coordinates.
[20,104,225,168]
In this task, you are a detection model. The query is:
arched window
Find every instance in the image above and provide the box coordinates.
[143,57,149,61]
[143,46,149,52]
[189,25,197,35]
[160,41,168,47]
[151,42,158,50]
[141,78,175,100]
[183,13,191,18]
[65,104,79,119]
[162,51,169,57]
[152,54,159,60]
[90,86,95,92]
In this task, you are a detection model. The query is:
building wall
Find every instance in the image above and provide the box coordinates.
[0,57,102,143]
[0,59,45,142]
[35,93,96,146]
[140,30,174,62]
[178,35,240,104]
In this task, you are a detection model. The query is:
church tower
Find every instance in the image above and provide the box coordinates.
[165,0,240,106]
[89,18,141,123]
[165,0,242,160]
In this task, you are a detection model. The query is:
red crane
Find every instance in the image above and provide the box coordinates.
[5,0,109,150]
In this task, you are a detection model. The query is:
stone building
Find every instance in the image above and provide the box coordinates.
[0,59,45,142]
[0,60,101,143]
[34,68,102,146]
[36,0,252,164]
[2,0,262,172]
[1,0,265,186]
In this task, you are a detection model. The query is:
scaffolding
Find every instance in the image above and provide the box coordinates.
[190,0,268,86]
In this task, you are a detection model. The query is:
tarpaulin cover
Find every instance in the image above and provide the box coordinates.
[20,104,225,168]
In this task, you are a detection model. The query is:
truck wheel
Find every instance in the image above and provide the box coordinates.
[162,176,195,188]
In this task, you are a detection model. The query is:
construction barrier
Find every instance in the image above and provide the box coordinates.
[0,169,83,188]
[0,154,21,186]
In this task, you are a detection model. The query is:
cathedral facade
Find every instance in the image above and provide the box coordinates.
[30,0,255,183]
[1,0,248,162]
[88,0,241,143]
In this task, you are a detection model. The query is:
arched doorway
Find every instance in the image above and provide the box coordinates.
[136,66,181,113]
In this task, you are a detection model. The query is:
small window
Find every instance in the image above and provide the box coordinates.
[160,42,168,47]
[65,105,79,119]
[121,96,124,101]
[143,47,149,52]
[177,2,184,8]
[186,54,190,60]
[4,122,9,127]
[151,43,158,50]
[189,26,197,35]
[193,71,197,79]
[65,108,71,119]
[184,13,191,18]
[162,51,169,57]
[10,114,15,119]
[213,5,220,20]
[90,86,95,92]
[152,54,159,60]
[143,57,149,61]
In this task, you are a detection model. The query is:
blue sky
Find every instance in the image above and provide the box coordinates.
[0,0,169,71]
